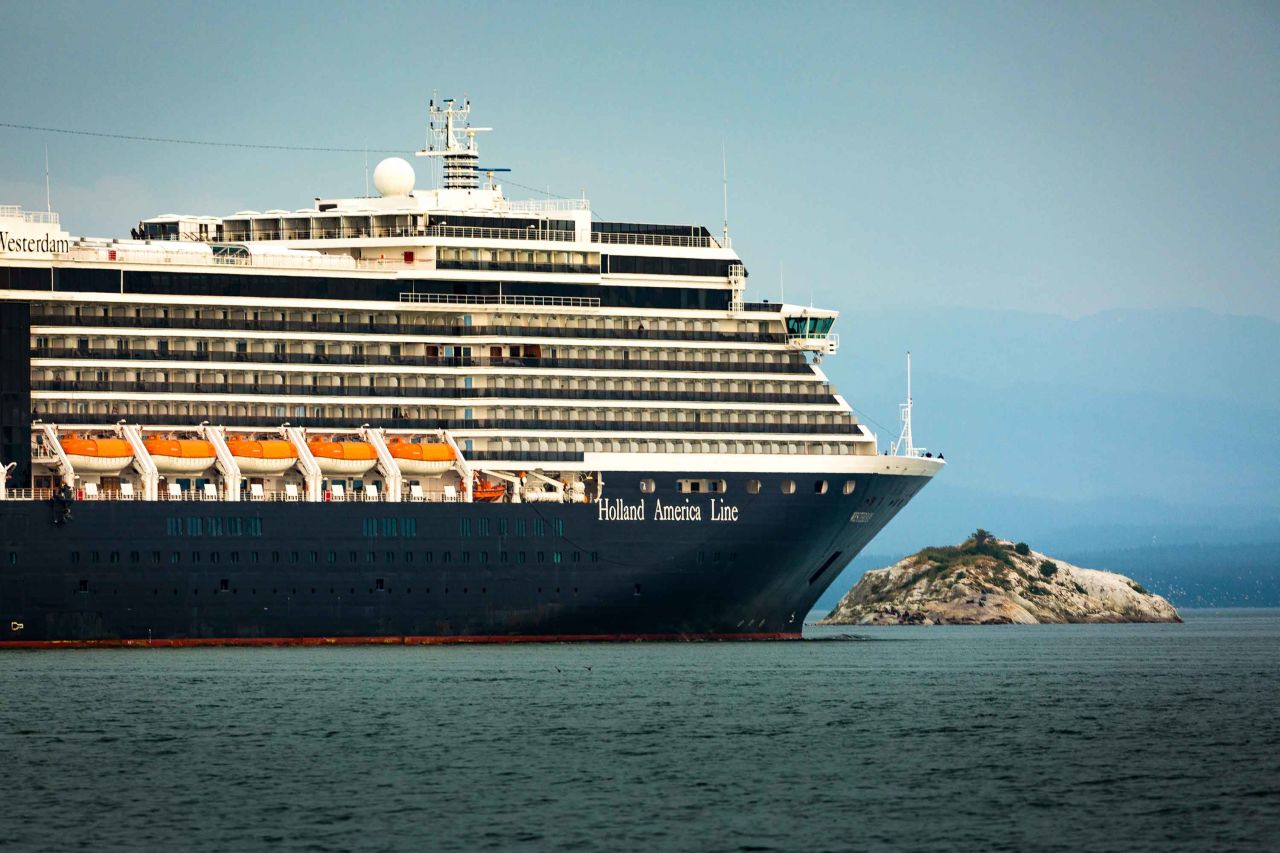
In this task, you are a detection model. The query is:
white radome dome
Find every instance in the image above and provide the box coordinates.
[373,157,415,197]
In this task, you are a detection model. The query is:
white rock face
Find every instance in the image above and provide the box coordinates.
[819,539,1182,626]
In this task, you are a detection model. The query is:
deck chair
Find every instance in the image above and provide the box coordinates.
[83,482,99,500]
[330,483,345,502]
[167,483,182,500]
[284,483,299,501]
[364,484,378,501]
[202,483,218,501]
[409,484,424,501]
[120,482,135,500]
[249,483,265,501]
[442,485,458,502]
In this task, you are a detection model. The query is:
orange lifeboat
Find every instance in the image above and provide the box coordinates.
[59,436,134,474]
[307,439,377,475]
[144,438,217,474]
[226,438,298,475]
[387,439,455,476]
[473,477,507,502]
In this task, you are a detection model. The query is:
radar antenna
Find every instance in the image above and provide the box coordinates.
[417,97,492,190]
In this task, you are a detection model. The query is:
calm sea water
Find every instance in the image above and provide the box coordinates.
[2,610,1278,852]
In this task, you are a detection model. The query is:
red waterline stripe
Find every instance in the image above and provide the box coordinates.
[0,632,802,650]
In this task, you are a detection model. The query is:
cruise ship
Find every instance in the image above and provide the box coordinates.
[0,99,943,647]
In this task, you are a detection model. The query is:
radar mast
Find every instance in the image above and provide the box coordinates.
[416,98,491,190]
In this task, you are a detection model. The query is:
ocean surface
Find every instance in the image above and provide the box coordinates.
[2,610,1278,852]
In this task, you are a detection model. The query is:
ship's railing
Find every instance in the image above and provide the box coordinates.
[32,346,813,375]
[3,488,56,501]
[590,232,718,248]
[787,332,840,352]
[33,379,838,406]
[156,222,581,242]
[33,312,789,345]
[0,205,60,224]
[31,411,860,436]
[427,224,576,242]
[503,198,590,213]
[216,224,579,243]
[398,293,600,307]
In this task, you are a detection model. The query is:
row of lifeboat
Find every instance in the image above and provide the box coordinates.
[57,435,456,477]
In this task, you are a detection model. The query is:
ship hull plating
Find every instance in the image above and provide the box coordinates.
[0,472,930,646]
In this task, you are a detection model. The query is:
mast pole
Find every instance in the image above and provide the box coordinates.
[904,351,914,455]
[721,141,729,247]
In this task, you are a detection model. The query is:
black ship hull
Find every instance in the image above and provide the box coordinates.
[0,471,930,647]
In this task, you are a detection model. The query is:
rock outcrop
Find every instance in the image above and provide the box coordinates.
[819,533,1181,625]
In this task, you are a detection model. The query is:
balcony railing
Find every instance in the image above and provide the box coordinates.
[32,379,838,406]
[31,313,787,345]
[591,232,718,248]
[39,411,861,436]
[150,223,581,244]
[31,347,814,375]
[398,293,600,307]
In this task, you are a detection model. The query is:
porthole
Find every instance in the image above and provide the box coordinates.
[814,480,828,495]
[746,480,761,495]
[843,480,856,495]
[639,479,655,493]
[781,480,796,495]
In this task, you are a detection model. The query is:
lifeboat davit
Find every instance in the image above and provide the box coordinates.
[307,439,377,475]
[144,438,217,474]
[226,438,298,475]
[388,440,455,475]
[59,436,134,474]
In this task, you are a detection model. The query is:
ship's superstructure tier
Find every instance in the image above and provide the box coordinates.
[1,161,865,506]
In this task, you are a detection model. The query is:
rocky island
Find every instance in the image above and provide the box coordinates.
[819,530,1181,625]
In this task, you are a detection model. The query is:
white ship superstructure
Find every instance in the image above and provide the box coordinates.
[0,98,926,508]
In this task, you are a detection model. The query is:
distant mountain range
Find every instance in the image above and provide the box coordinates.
[814,307,1280,606]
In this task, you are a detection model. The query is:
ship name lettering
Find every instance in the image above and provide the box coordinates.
[710,498,739,522]
[651,499,702,522]
[598,498,645,521]
[0,231,71,255]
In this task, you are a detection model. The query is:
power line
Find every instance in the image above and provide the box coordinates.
[0,121,409,154]
[502,177,603,221]
[2,120,596,212]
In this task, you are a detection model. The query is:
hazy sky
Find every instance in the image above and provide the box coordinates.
[1,1,1276,319]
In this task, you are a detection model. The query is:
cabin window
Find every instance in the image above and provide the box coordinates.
[814,480,829,495]
[678,478,727,494]
[781,480,796,495]
[843,480,857,495]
